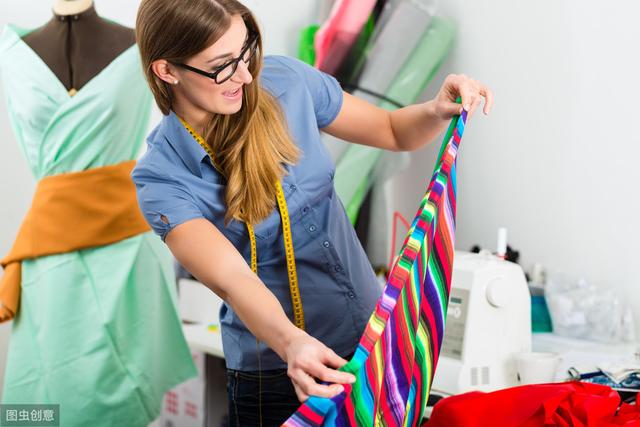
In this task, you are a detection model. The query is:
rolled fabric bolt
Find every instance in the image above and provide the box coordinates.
[355,0,436,96]
[314,0,377,75]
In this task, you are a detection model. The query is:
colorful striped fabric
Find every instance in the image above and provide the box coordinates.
[283,109,467,427]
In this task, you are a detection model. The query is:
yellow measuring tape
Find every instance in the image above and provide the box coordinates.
[178,116,305,330]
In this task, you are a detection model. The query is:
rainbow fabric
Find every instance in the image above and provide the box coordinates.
[283,110,467,427]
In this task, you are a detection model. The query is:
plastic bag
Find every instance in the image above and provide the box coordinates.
[545,275,636,343]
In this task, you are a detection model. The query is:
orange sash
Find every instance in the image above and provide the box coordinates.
[0,160,151,322]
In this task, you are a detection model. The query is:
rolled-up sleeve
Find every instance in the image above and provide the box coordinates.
[272,56,344,128]
[132,163,204,241]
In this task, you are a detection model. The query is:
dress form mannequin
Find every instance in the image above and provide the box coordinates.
[0,3,198,424]
[23,1,134,96]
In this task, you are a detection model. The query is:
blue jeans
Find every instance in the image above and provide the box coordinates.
[226,368,300,427]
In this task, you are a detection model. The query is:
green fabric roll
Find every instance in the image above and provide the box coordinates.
[298,25,319,65]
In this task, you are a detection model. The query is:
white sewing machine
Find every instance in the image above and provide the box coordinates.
[431,251,532,395]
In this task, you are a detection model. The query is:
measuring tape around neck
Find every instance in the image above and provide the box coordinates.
[178,116,305,330]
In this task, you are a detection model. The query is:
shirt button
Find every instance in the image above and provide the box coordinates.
[309,225,317,232]
[290,184,297,191]
[302,206,309,214]
[334,265,343,272]
[348,291,355,299]
[322,241,330,248]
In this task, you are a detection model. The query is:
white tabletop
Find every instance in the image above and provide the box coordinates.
[532,332,639,379]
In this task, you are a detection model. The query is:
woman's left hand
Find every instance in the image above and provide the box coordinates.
[432,74,494,120]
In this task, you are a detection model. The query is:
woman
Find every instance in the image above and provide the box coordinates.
[134,0,493,425]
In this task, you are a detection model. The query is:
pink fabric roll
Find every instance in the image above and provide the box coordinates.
[314,0,377,75]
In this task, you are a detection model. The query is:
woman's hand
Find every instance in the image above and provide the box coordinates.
[433,73,494,120]
[284,330,356,402]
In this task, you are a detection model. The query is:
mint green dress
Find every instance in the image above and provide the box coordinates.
[0,25,197,426]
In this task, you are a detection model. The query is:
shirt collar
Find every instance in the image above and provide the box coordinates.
[161,111,209,177]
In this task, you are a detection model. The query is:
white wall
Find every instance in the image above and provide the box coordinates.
[393,0,640,334]
[0,0,318,402]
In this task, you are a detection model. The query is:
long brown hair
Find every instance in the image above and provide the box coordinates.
[136,0,299,225]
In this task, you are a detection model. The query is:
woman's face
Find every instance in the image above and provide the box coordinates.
[172,16,254,116]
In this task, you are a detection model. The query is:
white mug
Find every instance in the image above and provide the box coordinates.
[516,352,561,385]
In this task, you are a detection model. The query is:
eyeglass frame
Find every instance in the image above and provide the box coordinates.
[172,31,260,84]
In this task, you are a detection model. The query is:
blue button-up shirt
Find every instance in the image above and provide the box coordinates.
[132,55,380,370]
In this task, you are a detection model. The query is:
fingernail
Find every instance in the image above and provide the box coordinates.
[464,104,470,111]
[349,375,356,383]
[337,385,344,393]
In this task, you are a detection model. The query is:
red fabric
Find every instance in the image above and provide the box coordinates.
[424,382,640,427]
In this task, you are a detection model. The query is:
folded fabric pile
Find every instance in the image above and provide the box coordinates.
[425,382,640,427]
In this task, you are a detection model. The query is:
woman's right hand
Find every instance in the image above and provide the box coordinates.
[165,220,356,402]
[284,330,357,402]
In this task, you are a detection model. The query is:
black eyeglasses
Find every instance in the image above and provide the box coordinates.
[174,32,259,84]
